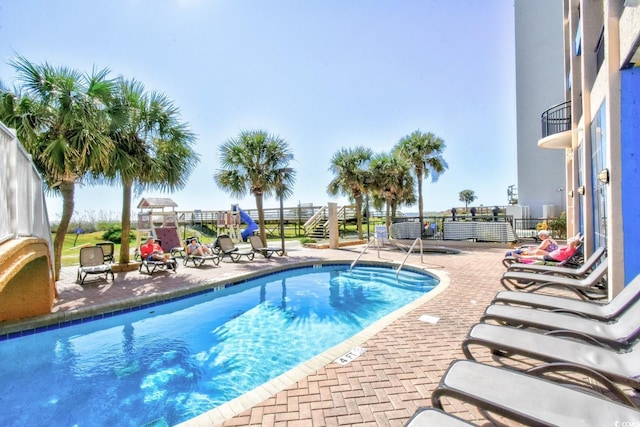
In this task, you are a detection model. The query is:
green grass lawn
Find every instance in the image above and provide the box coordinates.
[57,227,306,267]
[57,219,381,267]
[58,232,126,267]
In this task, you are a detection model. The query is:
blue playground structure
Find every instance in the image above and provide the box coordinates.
[234,205,258,240]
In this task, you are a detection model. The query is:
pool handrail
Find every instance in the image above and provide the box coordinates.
[397,238,423,279]
[350,238,376,271]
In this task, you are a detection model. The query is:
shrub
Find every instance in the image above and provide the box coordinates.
[536,212,567,239]
[102,226,135,244]
[547,212,567,240]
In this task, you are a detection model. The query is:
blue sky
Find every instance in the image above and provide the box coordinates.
[0,0,517,221]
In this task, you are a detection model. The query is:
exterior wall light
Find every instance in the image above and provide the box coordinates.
[568,190,574,197]
[578,186,586,195]
[598,168,610,184]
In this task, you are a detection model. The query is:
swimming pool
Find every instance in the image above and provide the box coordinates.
[0,263,438,427]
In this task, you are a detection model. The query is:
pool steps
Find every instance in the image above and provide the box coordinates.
[342,267,436,290]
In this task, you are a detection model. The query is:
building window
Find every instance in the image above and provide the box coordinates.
[591,102,608,249]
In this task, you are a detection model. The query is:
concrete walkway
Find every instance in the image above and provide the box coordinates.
[2,240,615,426]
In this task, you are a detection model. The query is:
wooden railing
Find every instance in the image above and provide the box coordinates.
[303,206,328,236]
[167,204,360,238]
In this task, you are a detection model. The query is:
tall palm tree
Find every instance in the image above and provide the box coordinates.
[394,130,448,232]
[2,56,115,280]
[326,146,373,240]
[214,130,295,244]
[102,78,199,265]
[389,165,416,219]
[369,152,414,233]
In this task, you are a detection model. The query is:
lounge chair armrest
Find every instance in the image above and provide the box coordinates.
[527,362,639,409]
[547,308,592,318]
[529,282,608,300]
[544,329,616,349]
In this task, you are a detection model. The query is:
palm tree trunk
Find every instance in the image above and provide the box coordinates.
[417,169,424,232]
[52,181,75,281]
[385,199,391,234]
[255,193,267,244]
[355,195,363,240]
[120,179,132,265]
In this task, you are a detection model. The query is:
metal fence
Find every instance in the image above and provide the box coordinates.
[390,215,566,242]
[0,122,53,259]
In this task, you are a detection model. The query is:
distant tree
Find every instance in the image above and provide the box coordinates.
[369,152,414,233]
[394,130,448,231]
[387,158,416,219]
[327,146,373,239]
[214,130,295,244]
[459,189,477,209]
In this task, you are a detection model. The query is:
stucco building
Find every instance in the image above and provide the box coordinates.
[528,0,640,296]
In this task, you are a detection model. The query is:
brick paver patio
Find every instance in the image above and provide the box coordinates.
[4,240,630,426]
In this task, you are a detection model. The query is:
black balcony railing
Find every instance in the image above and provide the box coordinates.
[595,26,605,73]
[541,100,571,138]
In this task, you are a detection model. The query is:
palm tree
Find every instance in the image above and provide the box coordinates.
[394,130,448,232]
[2,56,115,280]
[214,130,295,244]
[369,152,414,233]
[0,82,43,151]
[102,78,199,265]
[326,146,373,240]
[389,167,416,219]
[459,189,477,209]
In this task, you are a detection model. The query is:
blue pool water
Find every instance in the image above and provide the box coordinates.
[0,264,437,427]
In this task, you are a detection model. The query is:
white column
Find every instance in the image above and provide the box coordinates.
[328,203,339,249]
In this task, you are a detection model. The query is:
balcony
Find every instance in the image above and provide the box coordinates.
[538,100,572,149]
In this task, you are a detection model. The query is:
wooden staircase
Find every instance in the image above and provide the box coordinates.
[303,205,357,239]
[304,206,329,239]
